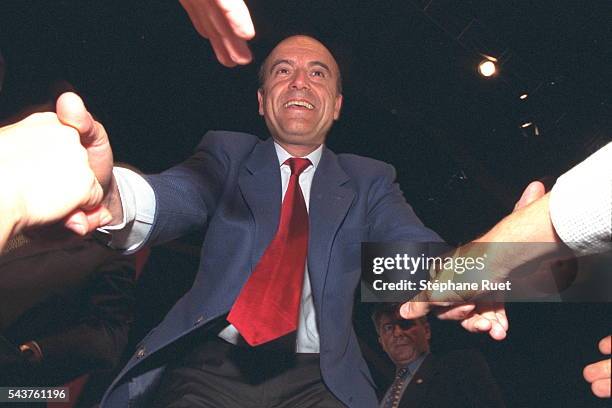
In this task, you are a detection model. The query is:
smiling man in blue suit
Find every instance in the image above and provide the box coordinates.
[40,35,501,407]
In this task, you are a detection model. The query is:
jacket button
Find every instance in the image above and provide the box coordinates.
[136,347,146,359]
[194,315,204,326]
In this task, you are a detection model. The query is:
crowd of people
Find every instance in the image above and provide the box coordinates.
[0,1,609,406]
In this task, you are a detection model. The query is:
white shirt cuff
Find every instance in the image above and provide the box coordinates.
[549,143,612,255]
[99,167,155,252]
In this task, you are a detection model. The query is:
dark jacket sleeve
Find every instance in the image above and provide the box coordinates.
[144,131,258,246]
[30,254,136,385]
[448,349,506,408]
[361,159,442,243]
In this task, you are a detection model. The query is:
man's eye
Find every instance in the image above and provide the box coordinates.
[311,70,325,78]
[276,68,290,75]
[383,324,393,332]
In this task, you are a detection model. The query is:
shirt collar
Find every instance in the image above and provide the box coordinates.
[397,351,429,376]
[274,142,323,171]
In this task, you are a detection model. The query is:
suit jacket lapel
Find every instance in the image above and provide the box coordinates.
[238,138,282,266]
[237,141,355,301]
[308,146,355,302]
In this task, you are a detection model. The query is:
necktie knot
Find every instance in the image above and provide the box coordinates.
[285,158,311,177]
[396,366,410,379]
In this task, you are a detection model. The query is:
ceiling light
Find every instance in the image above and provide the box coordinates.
[478,60,497,77]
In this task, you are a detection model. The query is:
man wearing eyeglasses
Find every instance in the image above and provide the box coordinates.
[373,305,505,408]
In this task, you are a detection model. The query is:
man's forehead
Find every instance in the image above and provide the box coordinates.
[380,313,401,324]
[380,313,422,326]
[267,36,338,70]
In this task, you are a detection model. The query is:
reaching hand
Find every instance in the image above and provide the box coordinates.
[398,181,546,340]
[583,335,611,398]
[514,181,546,210]
[399,295,508,341]
[179,0,255,67]
[56,93,114,196]
[436,298,508,340]
[0,109,110,250]
[56,92,120,234]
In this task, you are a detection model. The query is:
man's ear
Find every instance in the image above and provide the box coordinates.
[257,88,265,116]
[333,94,343,120]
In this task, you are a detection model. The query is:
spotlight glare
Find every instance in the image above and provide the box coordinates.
[519,93,528,100]
[520,121,533,128]
[478,60,497,77]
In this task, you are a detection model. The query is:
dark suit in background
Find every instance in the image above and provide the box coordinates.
[398,350,504,408]
[0,236,135,391]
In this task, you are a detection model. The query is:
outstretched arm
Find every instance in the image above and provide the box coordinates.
[179,0,255,67]
[402,142,611,338]
[400,181,549,340]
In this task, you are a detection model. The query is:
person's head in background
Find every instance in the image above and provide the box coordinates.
[373,304,431,369]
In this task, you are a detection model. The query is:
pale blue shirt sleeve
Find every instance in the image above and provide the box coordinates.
[99,167,155,253]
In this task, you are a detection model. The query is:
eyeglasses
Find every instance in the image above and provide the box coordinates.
[381,319,417,333]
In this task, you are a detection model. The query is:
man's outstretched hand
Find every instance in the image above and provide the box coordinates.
[0,94,115,250]
[56,93,113,196]
[399,294,509,341]
[583,335,611,398]
[179,0,255,67]
[56,92,120,235]
[399,181,547,340]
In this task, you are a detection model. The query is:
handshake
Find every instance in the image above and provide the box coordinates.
[0,93,118,249]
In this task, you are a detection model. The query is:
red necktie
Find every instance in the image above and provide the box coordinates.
[227,157,311,346]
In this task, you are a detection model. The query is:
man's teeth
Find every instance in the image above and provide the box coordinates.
[284,100,314,110]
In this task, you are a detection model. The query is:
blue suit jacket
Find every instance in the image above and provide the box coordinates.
[100,131,441,407]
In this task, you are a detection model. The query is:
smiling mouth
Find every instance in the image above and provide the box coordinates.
[284,100,315,110]
[393,340,414,347]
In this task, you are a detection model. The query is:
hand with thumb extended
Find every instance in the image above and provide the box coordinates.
[56,92,114,195]
[0,99,113,249]
[54,92,116,235]
[514,181,546,210]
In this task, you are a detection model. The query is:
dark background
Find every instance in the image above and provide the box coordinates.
[1,1,610,406]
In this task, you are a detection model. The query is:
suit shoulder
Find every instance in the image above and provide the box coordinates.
[196,130,262,155]
[336,153,396,178]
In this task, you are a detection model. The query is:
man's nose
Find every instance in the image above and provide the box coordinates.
[392,324,404,337]
[290,69,310,90]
